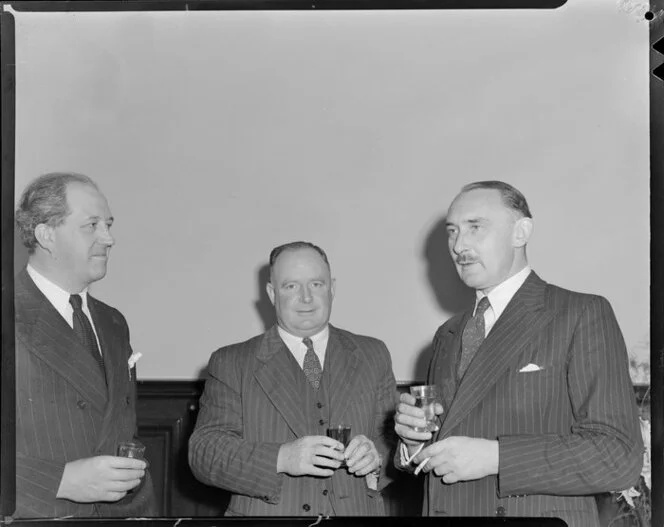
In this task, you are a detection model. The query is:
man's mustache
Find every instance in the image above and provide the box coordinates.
[456,255,479,265]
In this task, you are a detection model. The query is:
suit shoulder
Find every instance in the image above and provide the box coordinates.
[334,326,388,351]
[208,333,264,361]
[545,283,613,312]
[88,296,128,326]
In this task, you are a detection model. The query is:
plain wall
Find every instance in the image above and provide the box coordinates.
[11,0,650,381]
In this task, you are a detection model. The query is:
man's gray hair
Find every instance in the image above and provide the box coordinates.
[15,172,99,253]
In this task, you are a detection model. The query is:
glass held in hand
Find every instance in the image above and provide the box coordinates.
[409,385,441,433]
[117,440,146,461]
[326,424,351,468]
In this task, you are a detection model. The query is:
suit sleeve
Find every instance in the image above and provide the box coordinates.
[368,341,400,490]
[188,348,284,503]
[498,296,644,496]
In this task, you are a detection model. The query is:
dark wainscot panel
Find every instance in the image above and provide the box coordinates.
[137,381,649,519]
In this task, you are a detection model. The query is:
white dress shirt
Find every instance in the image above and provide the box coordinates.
[475,266,532,337]
[277,325,329,370]
[26,264,103,354]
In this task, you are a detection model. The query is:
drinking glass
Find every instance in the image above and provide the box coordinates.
[409,385,441,433]
[118,440,146,460]
[326,424,351,467]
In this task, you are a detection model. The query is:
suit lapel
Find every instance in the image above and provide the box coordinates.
[430,314,469,413]
[253,326,308,438]
[88,297,123,445]
[15,270,108,413]
[440,272,554,436]
[326,325,362,424]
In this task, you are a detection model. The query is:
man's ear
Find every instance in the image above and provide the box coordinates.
[330,278,336,300]
[266,281,276,306]
[513,217,533,248]
[34,223,55,253]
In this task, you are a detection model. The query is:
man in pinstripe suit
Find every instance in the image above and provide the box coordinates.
[395,181,643,527]
[14,173,156,517]
[189,241,398,516]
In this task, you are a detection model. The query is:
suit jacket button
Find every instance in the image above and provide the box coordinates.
[302,504,311,512]
[77,400,87,409]
[316,402,323,408]
[319,419,325,426]
[322,490,328,496]
[125,396,131,405]
[496,506,506,517]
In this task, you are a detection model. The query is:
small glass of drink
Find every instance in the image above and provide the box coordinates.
[326,424,351,467]
[409,385,441,433]
[117,440,146,460]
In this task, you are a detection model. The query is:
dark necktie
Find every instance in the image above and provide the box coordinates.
[69,294,105,373]
[302,337,322,390]
[457,296,491,380]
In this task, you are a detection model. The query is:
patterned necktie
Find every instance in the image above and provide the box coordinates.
[302,337,322,390]
[69,294,105,372]
[457,296,491,380]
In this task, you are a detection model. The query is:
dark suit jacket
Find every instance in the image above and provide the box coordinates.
[188,325,398,516]
[14,269,156,518]
[422,272,643,527]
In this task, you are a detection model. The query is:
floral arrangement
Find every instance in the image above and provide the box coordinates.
[609,334,651,527]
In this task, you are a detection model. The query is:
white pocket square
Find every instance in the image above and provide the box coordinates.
[519,363,543,373]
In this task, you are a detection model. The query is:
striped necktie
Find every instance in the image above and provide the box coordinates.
[69,294,105,374]
[302,337,322,390]
[458,296,491,380]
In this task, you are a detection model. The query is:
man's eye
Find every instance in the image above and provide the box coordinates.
[284,284,297,290]
[311,282,323,288]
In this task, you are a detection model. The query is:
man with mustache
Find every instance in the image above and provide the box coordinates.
[394,181,643,527]
[189,241,398,516]
[14,173,156,518]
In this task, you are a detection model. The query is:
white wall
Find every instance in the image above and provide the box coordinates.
[11,0,650,381]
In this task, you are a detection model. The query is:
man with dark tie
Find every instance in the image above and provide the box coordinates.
[14,173,156,517]
[394,181,643,527]
[189,241,398,516]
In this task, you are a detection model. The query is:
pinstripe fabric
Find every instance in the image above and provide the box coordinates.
[14,269,156,518]
[423,272,643,527]
[188,324,399,516]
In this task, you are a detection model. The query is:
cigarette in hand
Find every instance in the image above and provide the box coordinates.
[414,457,431,476]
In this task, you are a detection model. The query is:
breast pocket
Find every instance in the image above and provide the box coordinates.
[508,365,566,432]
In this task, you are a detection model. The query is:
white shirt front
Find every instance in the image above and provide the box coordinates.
[475,266,532,337]
[277,325,329,370]
[26,264,103,354]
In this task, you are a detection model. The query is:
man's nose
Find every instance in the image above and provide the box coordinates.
[300,286,313,303]
[452,233,466,255]
[98,226,115,246]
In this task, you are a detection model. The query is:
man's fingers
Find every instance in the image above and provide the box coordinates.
[108,468,146,481]
[400,393,417,405]
[107,456,148,470]
[316,445,345,461]
[106,478,142,492]
[307,465,335,478]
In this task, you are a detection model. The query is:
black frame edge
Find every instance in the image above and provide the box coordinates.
[0,4,16,520]
[650,1,664,527]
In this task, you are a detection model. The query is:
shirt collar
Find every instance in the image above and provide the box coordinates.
[277,325,329,350]
[26,263,90,312]
[475,266,531,319]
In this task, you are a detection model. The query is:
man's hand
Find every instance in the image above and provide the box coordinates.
[277,436,345,477]
[56,456,147,503]
[345,435,381,476]
[413,436,499,483]
[394,393,443,456]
